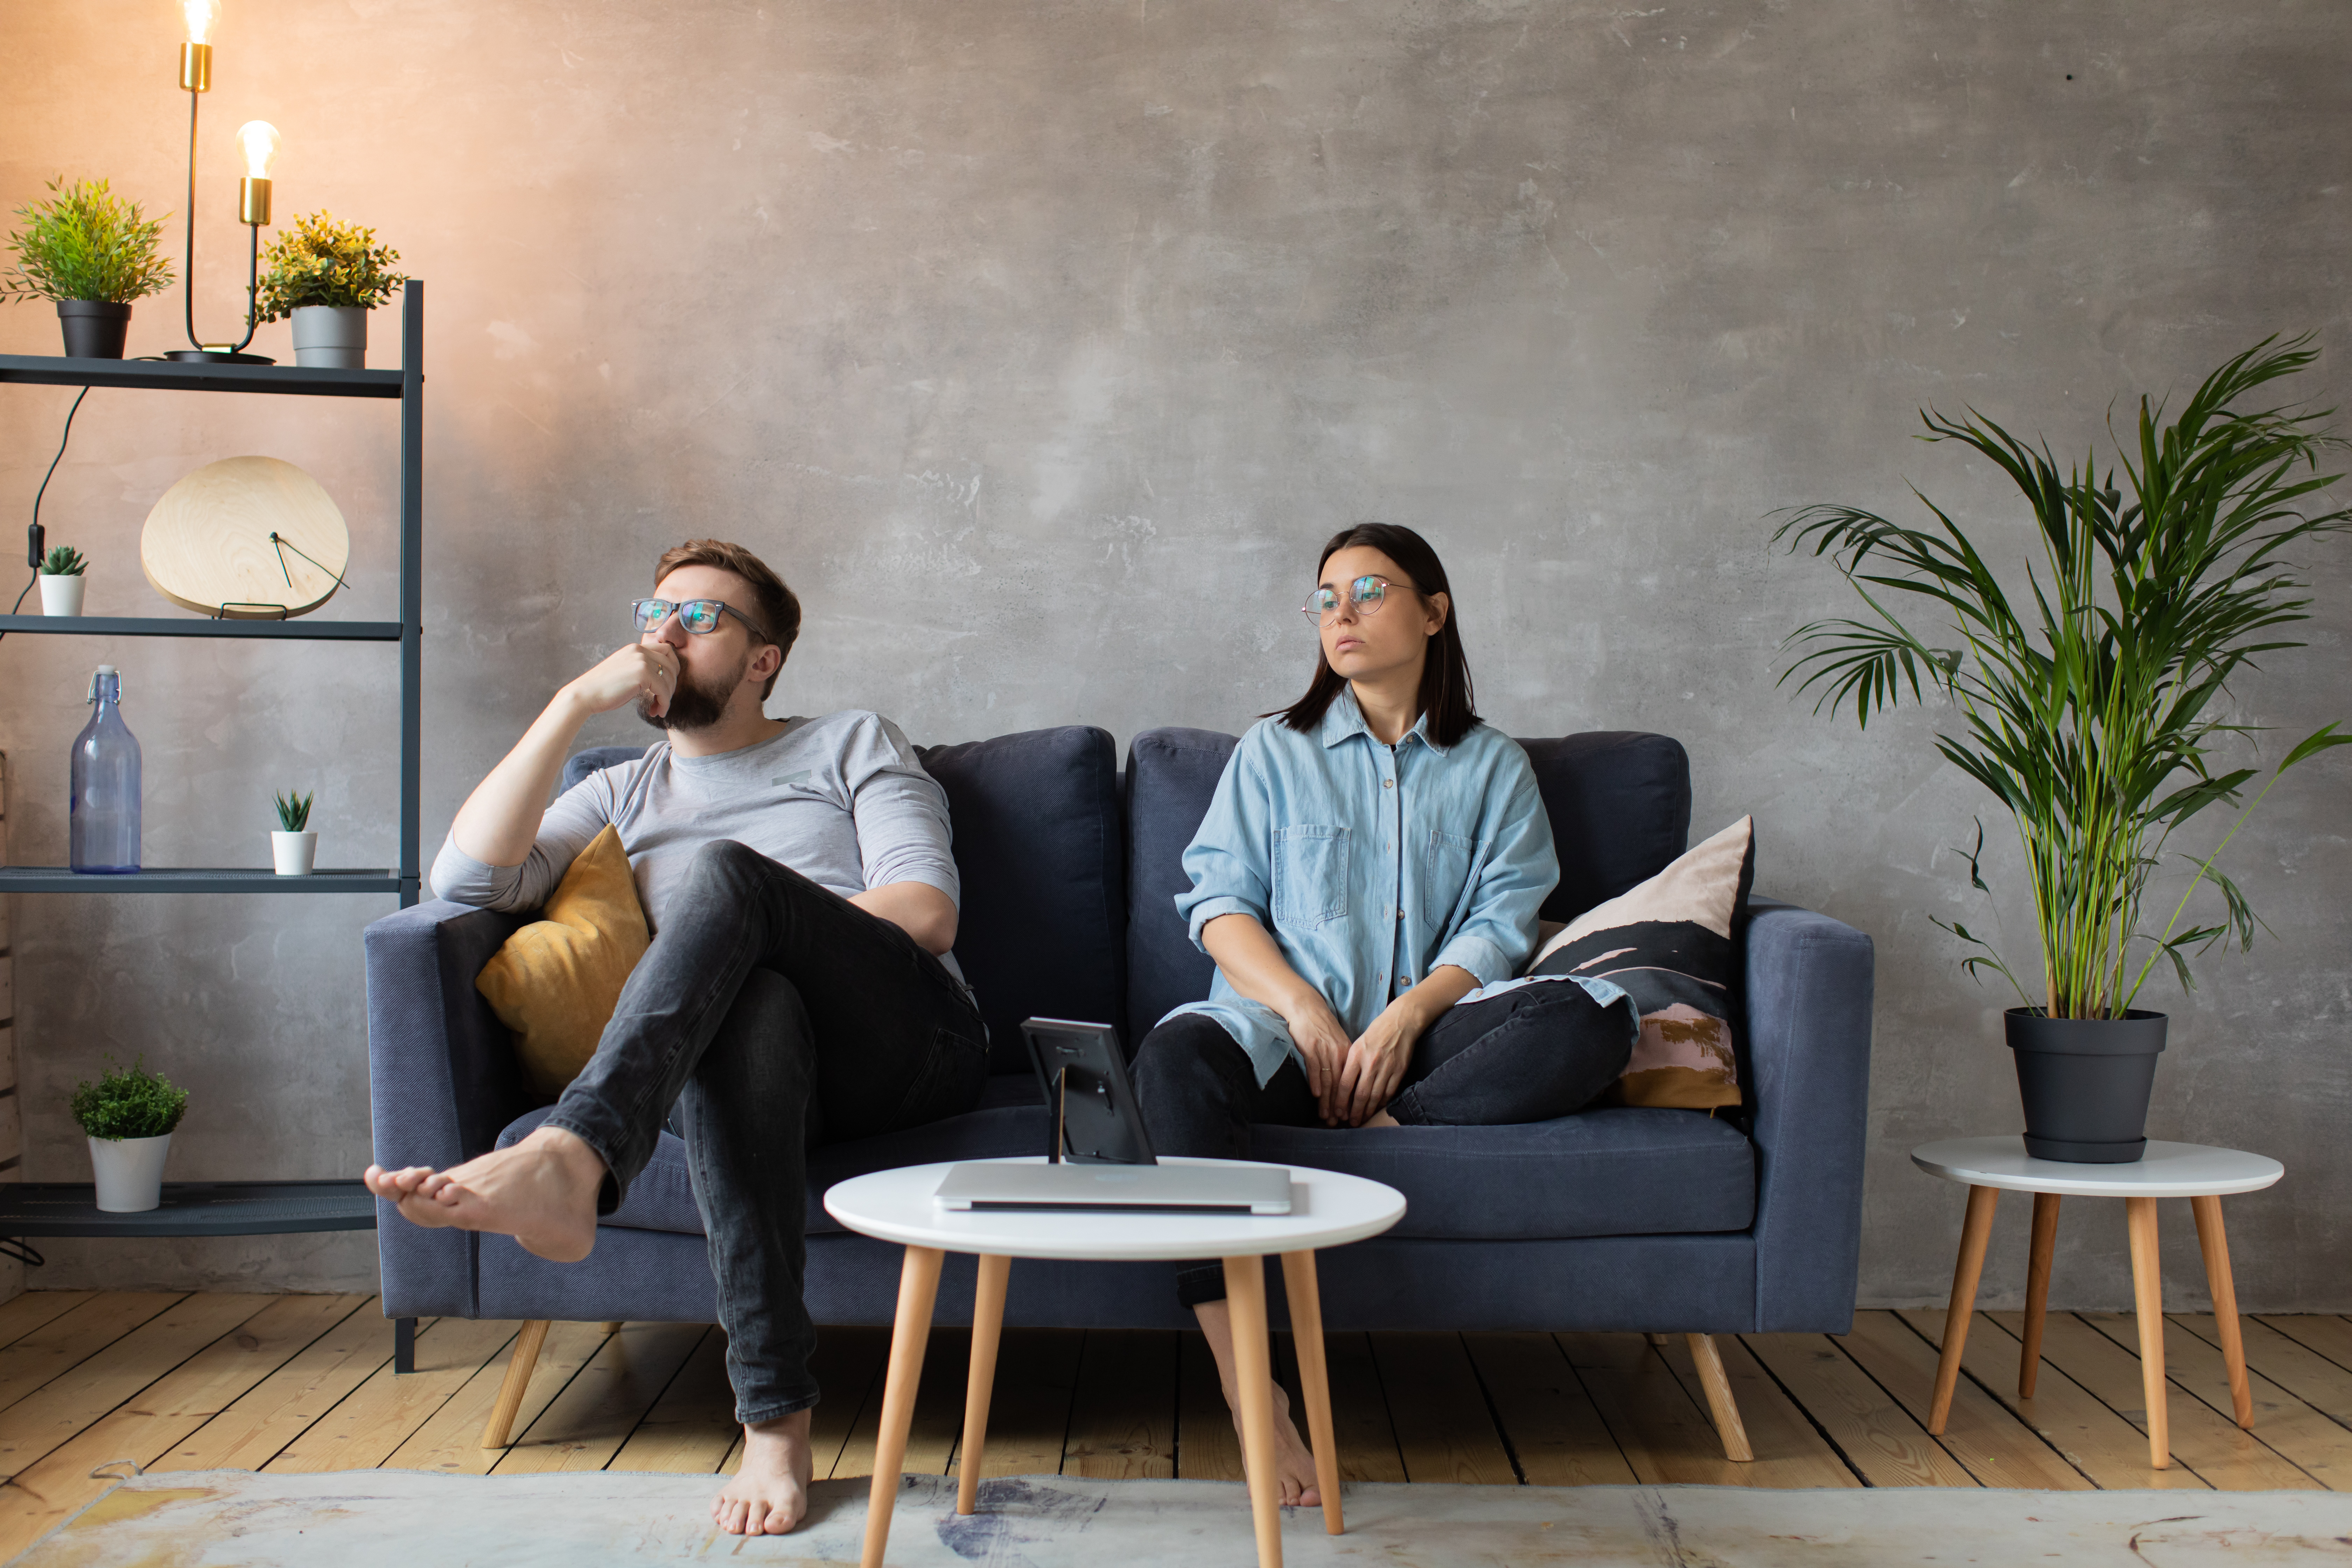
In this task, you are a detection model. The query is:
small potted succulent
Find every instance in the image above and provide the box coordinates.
[273,789,316,875]
[72,1056,189,1213]
[1,177,175,358]
[255,212,408,368]
[38,545,86,616]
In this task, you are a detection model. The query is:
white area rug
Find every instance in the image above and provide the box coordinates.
[14,1469,2352,1566]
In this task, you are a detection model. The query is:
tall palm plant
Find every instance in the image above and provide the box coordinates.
[1777,337,2350,1021]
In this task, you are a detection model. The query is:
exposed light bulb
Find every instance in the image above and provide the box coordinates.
[237,120,280,179]
[183,0,219,44]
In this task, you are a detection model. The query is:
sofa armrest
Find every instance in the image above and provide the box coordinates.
[363,898,533,1318]
[1742,896,1875,1333]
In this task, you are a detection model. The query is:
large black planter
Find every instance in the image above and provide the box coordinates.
[56,300,131,359]
[2006,1007,2167,1163]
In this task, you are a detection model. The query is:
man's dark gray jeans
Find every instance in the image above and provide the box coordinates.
[542,839,988,1424]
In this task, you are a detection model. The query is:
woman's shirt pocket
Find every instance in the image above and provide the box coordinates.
[1423,828,1484,929]
[1272,824,1350,928]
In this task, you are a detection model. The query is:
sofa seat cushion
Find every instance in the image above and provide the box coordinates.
[1251,1107,1755,1241]
[497,1072,1049,1238]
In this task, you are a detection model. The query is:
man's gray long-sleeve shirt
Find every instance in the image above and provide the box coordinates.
[431,710,964,979]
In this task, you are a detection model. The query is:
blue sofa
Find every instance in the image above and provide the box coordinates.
[364,725,1873,1453]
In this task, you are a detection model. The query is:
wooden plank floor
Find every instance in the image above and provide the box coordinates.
[2,1295,2350,1558]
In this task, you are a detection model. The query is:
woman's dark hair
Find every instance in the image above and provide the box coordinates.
[1274,522,1479,747]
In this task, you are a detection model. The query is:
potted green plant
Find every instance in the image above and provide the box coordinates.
[255,212,408,368]
[38,544,86,617]
[71,1055,189,1212]
[1,177,175,359]
[1777,337,2350,1162]
[272,788,316,875]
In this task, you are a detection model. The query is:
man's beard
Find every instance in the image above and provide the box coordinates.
[639,652,746,733]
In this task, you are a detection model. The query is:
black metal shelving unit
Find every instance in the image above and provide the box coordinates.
[0,279,426,1248]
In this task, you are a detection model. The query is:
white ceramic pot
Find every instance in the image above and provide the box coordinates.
[38,573,85,616]
[90,1133,171,1212]
[272,830,318,875]
[290,305,368,369]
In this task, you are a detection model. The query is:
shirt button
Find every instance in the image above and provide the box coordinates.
[1384,779,1395,789]
[1398,974,1414,990]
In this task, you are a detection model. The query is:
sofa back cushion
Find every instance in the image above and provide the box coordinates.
[1121,726,1693,1043]
[561,729,1126,1078]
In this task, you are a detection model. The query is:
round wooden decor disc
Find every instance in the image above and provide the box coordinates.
[141,456,351,620]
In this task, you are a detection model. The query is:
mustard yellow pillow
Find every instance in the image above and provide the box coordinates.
[475,825,650,1099]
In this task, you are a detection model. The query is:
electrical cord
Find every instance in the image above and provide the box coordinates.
[6,385,92,643]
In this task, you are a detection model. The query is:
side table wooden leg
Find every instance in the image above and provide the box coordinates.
[862,1246,944,1568]
[2190,1195,2254,1429]
[2020,1192,2060,1399]
[2126,1196,2169,1469]
[1224,1255,1283,1568]
[1928,1184,1999,1435]
[957,1253,1011,1515]
[1279,1251,1344,1535]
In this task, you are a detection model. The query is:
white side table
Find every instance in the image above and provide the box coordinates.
[824,1156,1406,1568]
[1910,1136,2282,1469]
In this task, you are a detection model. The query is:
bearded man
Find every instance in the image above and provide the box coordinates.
[363,539,983,1537]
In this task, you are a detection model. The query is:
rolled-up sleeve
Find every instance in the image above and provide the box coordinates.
[1176,747,1275,950]
[845,715,961,904]
[428,770,615,912]
[1430,771,1555,986]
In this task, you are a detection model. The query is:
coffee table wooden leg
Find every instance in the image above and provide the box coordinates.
[2190,1194,2254,1429]
[1224,1255,1283,1568]
[862,1245,944,1568]
[1279,1250,1343,1535]
[957,1253,1011,1515]
[2126,1195,2169,1469]
[2020,1191,2060,1398]
[1928,1184,1999,1435]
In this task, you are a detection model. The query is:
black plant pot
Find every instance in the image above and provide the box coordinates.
[2006,1007,2167,1163]
[57,300,131,359]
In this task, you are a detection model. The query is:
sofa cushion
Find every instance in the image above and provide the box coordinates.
[1122,728,1240,1046]
[562,729,1125,1079]
[474,825,652,1099]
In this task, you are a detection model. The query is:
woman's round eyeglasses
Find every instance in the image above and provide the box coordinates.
[630,597,772,643]
[1302,574,1415,623]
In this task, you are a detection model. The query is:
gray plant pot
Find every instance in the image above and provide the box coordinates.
[57,300,131,359]
[290,305,368,369]
[2006,1007,2168,1163]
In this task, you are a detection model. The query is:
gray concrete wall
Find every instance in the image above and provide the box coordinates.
[2,1,2346,1307]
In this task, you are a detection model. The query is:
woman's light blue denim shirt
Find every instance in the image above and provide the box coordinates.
[1163,687,1560,1086]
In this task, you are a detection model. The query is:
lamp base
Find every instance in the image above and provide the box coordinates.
[162,349,276,365]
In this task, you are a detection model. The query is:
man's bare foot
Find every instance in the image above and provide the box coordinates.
[714,1409,814,1535]
[1194,1300,1321,1507]
[360,1125,604,1263]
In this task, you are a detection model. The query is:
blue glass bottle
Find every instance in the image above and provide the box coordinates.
[70,664,141,874]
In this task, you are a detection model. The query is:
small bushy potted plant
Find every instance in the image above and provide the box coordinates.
[71,1056,189,1212]
[1777,337,2350,1162]
[38,544,86,617]
[1,177,175,359]
[255,212,408,368]
[273,788,316,875]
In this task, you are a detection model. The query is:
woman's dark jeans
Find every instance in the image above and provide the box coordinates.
[1132,981,1633,1307]
[542,840,988,1424]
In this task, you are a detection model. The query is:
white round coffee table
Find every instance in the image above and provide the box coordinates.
[1911,1136,2282,1470]
[824,1156,1406,1568]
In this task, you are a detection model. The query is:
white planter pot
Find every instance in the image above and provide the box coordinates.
[38,573,85,616]
[272,830,318,875]
[290,305,369,369]
[90,1133,171,1212]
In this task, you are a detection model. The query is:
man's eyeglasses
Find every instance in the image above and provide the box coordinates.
[630,598,772,643]
[1301,574,1415,623]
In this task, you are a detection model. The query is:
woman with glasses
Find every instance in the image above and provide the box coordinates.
[1132,522,1638,1506]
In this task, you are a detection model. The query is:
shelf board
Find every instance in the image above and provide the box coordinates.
[0,615,404,640]
[0,1180,377,1238]
[0,355,404,399]
[0,867,406,894]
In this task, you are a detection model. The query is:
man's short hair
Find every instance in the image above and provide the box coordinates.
[654,539,802,700]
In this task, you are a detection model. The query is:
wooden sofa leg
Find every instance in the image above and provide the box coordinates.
[600,1321,625,1336]
[1686,1334,1753,1462]
[1646,1333,1671,1349]
[480,1320,551,1450]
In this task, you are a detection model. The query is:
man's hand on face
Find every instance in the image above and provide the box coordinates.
[567,642,679,719]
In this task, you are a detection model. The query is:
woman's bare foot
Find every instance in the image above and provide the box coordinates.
[1363,1109,1402,1128]
[714,1410,813,1535]
[360,1126,604,1262]
[1194,1300,1322,1507]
